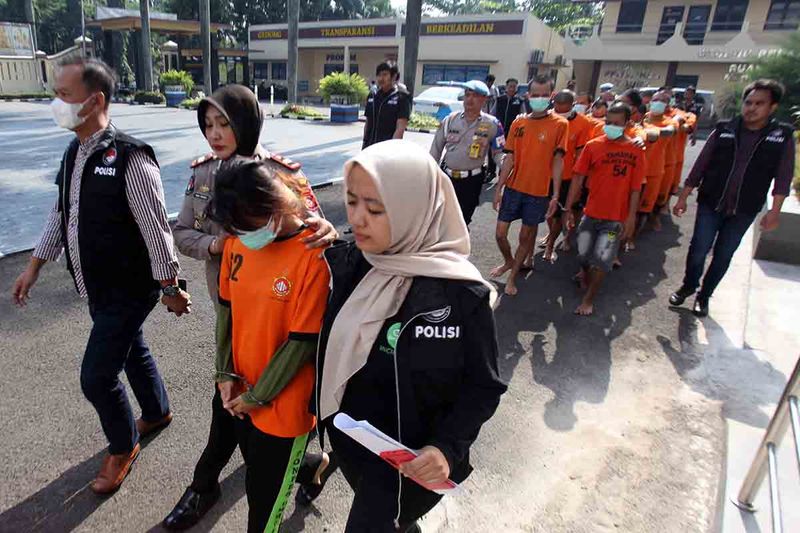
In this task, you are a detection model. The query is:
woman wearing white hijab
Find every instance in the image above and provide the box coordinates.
[316,140,507,532]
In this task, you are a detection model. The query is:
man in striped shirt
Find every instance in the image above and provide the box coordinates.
[11,57,188,494]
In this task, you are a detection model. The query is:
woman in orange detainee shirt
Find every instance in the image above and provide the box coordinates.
[208,161,330,533]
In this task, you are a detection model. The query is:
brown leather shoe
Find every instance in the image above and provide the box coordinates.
[90,443,140,494]
[136,412,173,438]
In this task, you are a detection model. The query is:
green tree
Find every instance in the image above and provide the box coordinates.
[749,31,800,122]
[525,0,602,31]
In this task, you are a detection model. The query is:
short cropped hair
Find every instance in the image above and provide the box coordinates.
[505,78,519,85]
[57,56,116,109]
[553,89,575,104]
[607,102,632,122]
[620,88,642,107]
[743,79,784,104]
[376,61,399,77]
[486,74,495,83]
[529,74,554,90]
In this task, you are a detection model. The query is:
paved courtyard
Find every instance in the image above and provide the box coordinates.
[0,102,431,256]
[0,105,795,532]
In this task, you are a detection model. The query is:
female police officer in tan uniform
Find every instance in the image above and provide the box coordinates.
[164,84,336,530]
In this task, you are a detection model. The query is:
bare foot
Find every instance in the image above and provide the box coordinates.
[537,235,549,248]
[573,271,587,290]
[613,258,622,269]
[556,239,572,252]
[521,257,534,271]
[574,301,594,315]
[504,282,518,296]
[625,241,636,252]
[490,263,513,278]
[543,247,558,263]
[652,217,663,232]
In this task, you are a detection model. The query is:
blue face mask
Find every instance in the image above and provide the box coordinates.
[238,217,280,250]
[573,104,587,114]
[529,97,550,112]
[604,124,625,140]
[650,101,667,115]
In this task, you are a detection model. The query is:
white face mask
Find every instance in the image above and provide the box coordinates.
[573,104,588,114]
[50,95,93,130]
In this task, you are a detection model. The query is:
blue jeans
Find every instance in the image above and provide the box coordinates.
[83,293,170,454]
[683,203,757,300]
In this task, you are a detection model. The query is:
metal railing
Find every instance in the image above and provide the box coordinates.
[734,357,800,533]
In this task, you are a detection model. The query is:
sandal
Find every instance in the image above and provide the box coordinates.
[295,452,336,506]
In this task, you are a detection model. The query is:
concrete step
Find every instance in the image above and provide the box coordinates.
[718,217,800,532]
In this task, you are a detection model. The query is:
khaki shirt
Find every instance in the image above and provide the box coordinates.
[173,147,316,301]
[430,111,505,171]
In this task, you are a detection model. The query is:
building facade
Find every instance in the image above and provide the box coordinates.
[566,0,797,109]
[248,13,568,101]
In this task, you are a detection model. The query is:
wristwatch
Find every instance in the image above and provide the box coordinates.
[161,284,180,297]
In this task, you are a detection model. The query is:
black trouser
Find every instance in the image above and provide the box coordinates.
[487,156,497,178]
[329,427,442,532]
[83,293,170,455]
[234,417,309,533]
[190,387,239,494]
[450,171,485,226]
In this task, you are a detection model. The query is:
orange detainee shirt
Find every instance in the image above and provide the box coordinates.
[218,228,330,438]
[574,136,646,222]
[673,111,696,163]
[563,113,597,181]
[505,112,569,197]
[641,114,673,177]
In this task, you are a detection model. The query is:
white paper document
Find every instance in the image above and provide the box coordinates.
[333,412,460,495]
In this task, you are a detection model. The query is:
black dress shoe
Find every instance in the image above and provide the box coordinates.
[692,296,709,317]
[162,486,221,531]
[669,285,695,306]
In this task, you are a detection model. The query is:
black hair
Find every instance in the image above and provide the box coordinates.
[529,74,554,90]
[592,98,608,109]
[553,89,575,104]
[607,102,632,122]
[658,86,672,92]
[57,56,115,109]
[505,78,519,85]
[208,160,303,234]
[638,104,648,116]
[743,79,784,104]
[376,61,399,77]
[486,74,495,83]
[686,85,696,92]
[620,88,642,107]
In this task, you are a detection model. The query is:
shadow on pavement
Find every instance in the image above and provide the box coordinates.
[280,136,364,158]
[144,465,247,533]
[493,215,681,431]
[657,309,786,429]
[0,436,161,532]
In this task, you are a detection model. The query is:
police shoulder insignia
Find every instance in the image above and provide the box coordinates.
[190,152,217,168]
[269,153,302,171]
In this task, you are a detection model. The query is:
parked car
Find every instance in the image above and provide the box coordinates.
[638,86,716,127]
[413,82,465,121]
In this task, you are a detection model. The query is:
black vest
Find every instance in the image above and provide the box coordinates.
[697,117,794,215]
[56,127,160,304]
[494,94,529,134]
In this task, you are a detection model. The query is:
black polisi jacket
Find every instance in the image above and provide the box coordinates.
[314,241,508,484]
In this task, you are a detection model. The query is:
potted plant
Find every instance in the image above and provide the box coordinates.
[160,70,195,107]
[318,72,369,123]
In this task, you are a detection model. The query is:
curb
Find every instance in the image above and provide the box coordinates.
[407,127,435,134]
[0,179,343,261]
[1,97,52,103]
[279,115,326,122]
